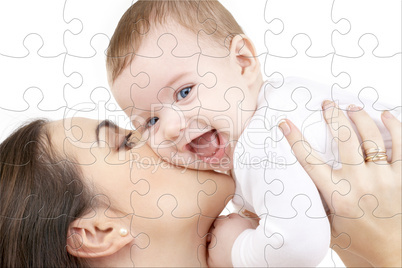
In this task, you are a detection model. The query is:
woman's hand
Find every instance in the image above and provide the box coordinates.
[280,101,401,267]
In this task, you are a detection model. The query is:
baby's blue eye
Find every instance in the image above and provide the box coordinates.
[177,86,192,101]
[147,117,159,128]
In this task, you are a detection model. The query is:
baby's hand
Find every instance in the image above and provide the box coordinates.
[207,213,259,267]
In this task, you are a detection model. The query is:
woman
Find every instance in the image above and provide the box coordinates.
[0,117,235,267]
[1,105,400,267]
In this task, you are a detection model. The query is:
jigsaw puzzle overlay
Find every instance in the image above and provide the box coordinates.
[0,0,401,267]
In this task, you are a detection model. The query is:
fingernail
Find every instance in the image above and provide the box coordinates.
[322,100,335,110]
[382,110,394,119]
[348,104,356,111]
[347,104,361,111]
[279,120,291,136]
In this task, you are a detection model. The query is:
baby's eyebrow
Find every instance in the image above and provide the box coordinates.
[166,71,190,88]
[95,120,118,144]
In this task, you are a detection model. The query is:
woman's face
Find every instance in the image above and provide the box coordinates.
[48,117,234,265]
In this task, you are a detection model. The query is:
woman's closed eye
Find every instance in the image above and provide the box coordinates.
[119,131,136,150]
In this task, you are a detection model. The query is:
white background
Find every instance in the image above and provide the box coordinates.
[0,1,401,266]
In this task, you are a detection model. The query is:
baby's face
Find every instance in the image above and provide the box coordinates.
[112,24,257,171]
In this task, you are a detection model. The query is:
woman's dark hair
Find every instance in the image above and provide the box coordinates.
[0,119,93,267]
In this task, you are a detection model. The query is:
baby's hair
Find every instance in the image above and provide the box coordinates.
[106,0,244,85]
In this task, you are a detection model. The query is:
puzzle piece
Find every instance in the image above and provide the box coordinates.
[1,1,401,267]
[264,34,349,88]
[64,35,112,108]
[332,34,402,106]
[0,0,81,57]
[265,0,350,57]
[0,35,81,111]
[63,0,134,57]
[332,0,402,57]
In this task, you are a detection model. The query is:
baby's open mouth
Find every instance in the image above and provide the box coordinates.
[186,130,225,162]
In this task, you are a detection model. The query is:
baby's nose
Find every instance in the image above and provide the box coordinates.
[162,109,185,141]
[164,121,181,140]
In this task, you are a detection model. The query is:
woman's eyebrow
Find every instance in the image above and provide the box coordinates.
[95,120,118,144]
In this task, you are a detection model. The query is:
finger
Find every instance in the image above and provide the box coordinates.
[322,101,363,165]
[279,119,334,196]
[347,105,386,162]
[381,111,401,163]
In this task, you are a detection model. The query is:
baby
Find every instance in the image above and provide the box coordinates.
[106,0,397,266]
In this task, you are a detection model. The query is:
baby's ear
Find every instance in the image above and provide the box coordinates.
[230,35,260,83]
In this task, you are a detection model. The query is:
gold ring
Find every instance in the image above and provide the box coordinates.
[365,153,388,162]
[365,148,386,156]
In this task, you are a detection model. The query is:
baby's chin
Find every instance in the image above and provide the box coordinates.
[164,154,233,172]
[196,156,233,172]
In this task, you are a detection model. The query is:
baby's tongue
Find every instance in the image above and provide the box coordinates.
[190,131,219,157]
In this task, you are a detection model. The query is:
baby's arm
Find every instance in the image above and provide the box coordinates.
[207,213,259,267]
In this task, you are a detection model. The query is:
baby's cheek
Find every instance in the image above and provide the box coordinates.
[145,137,191,168]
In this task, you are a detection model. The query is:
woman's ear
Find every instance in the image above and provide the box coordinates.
[229,34,261,84]
[66,212,133,258]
